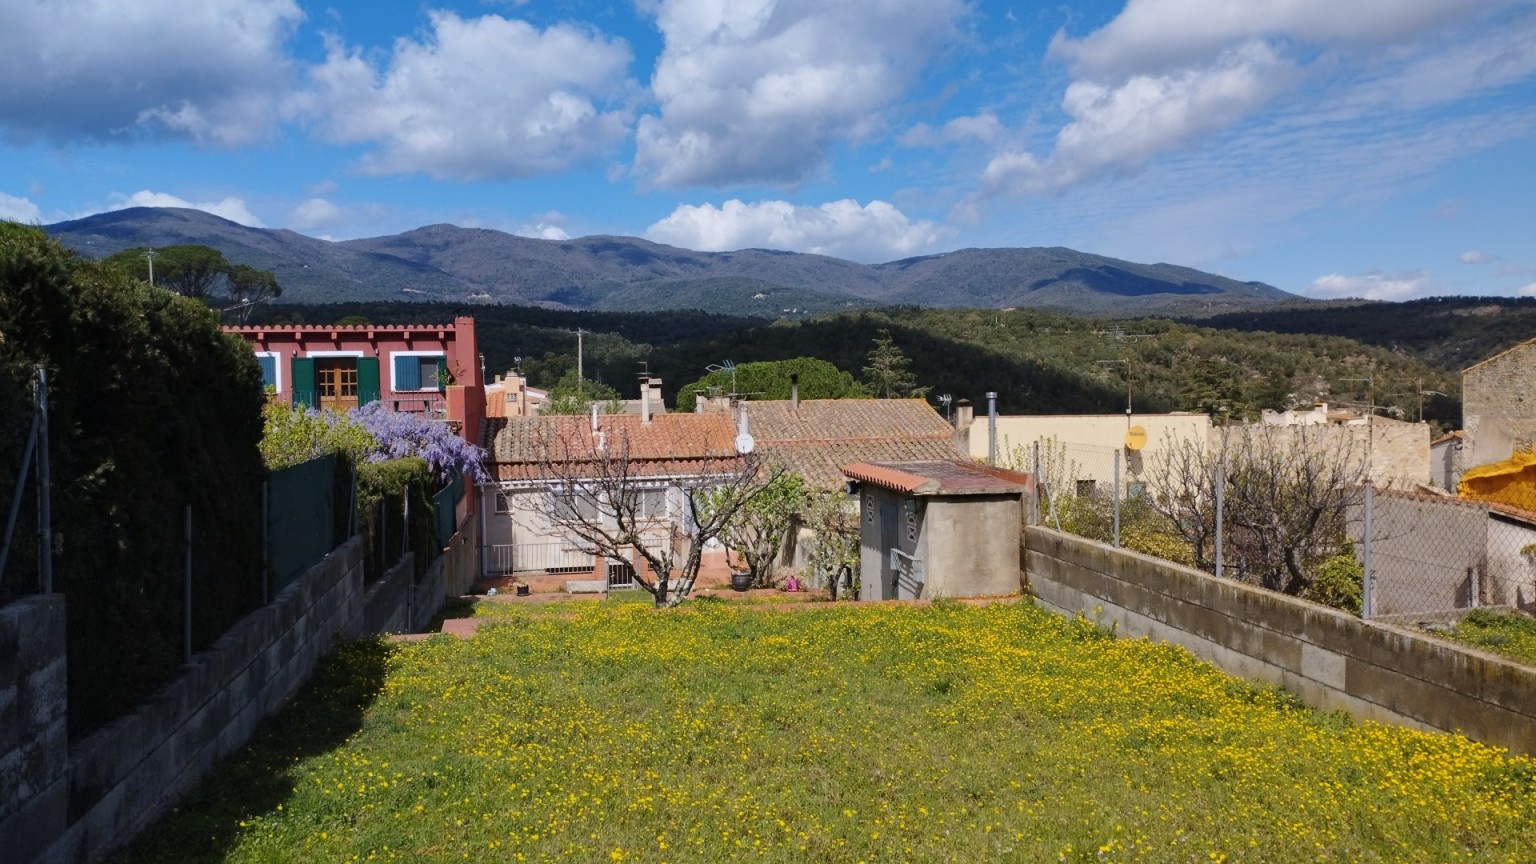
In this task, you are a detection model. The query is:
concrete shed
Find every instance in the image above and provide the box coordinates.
[843,460,1032,601]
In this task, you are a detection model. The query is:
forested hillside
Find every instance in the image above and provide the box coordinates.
[1198,296,1536,370]
[249,303,1462,426]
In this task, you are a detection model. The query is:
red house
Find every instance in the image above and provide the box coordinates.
[223,315,485,445]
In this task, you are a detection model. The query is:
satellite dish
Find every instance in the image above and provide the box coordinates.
[735,432,755,454]
[1125,425,1147,451]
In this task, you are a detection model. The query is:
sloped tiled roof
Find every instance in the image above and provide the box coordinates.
[844,460,1032,496]
[744,399,966,490]
[482,413,741,481]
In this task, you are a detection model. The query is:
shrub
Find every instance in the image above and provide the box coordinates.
[357,458,435,582]
[1304,545,1363,613]
[0,223,265,735]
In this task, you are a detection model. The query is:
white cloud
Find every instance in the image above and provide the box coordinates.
[635,0,966,188]
[900,113,1005,148]
[645,199,942,263]
[0,193,43,223]
[104,191,265,227]
[0,0,302,145]
[1305,271,1433,301]
[1519,283,1536,297]
[290,198,346,231]
[294,13,634,180]
[1048,0,1490,81]
[1460,250,1498,264]
[515,214,570,241]
[976,0,1533,205]
[984,41,1287,195]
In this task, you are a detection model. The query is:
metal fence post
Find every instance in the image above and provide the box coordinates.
[36,366,52,594]
[184,505,193,664]
[261,479,269,605]
[1,413,39,585]
[1361,482,1374,619]
[1112,448,1121,548]
[1032,440,1041,525]
[986,392,998,466]
[1214,458,1224,580]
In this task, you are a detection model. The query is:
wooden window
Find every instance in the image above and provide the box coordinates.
[316,358,359,411]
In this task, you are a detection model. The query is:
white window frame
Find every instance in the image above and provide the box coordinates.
[255,351,282,393]
[548,487,601,523]
[494,491,513,514]
[390,350,448,393]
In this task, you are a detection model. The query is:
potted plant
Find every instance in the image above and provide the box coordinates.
[514,579,530,597]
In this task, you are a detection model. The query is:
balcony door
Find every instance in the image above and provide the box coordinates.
[316,358,359,411]
[289,355,379,410]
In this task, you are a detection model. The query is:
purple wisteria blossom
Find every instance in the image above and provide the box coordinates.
[350,402,488,483]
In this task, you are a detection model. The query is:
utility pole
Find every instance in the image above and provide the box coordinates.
[1096,358,1134,416]
[144,248,158,285]
[575,328,585,384]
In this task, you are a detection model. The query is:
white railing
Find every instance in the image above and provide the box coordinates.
[481,544,515,576]
[481,541,596,575]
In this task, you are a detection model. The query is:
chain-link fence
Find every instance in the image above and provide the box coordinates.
[1012,430,1534,621]
[1354,488,1536,622]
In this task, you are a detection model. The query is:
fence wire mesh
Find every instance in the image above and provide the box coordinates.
[1355,490,1536,622]
[1014,430,1531,622]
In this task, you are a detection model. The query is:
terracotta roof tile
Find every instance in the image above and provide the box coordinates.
[843,460,1032,496]
[483,413,742,481]
[745,399,965,490]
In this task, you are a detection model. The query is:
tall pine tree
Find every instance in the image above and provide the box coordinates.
[862,329,929,399]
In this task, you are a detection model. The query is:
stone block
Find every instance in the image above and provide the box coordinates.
[565,580,607,594]
[21,656,67,730]
[0,746,27,808]
[1,773,66,864]
[14,596,65,676]
[0,686,17,754]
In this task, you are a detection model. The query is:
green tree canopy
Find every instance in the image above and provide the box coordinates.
[102,244,282,316]
[675,356,868,412]
[862,329,929,399]
[540,369,624,415]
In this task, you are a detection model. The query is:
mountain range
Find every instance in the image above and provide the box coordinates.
[45,207,1299,317]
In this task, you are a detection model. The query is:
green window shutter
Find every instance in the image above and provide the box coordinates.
[290,356,315,407]
[435,356,449,392]
[257,355,276,390]
[357,357,380,406]
[394,354,420,390]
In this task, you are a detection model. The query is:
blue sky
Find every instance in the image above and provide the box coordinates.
[2,0,1534,301]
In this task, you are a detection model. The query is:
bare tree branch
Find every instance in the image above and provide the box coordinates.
[516,424,775,607]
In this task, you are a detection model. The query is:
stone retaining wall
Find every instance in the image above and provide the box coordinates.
[1025,527,1536,755]
[1,538,364,864]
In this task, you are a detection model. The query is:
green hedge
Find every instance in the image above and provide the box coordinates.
[357,457,435,583]
[0,224,266,736]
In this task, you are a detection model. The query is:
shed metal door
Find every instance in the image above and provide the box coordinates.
[879,500,898,601]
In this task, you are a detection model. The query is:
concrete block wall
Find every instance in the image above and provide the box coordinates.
[1025,527,1536,756]
[3,537,366,864]
[0,595,69,864]
[364,555,414,635]
[365,514,480,635]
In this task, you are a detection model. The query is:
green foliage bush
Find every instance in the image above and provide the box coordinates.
[675,356,866,412]
[357,457,435,583]
[1304,546,1364,614]
[0,223,266,736]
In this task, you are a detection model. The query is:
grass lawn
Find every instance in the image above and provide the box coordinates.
[122,600,1536,863]
[1440,609,1536,667]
